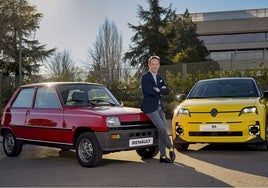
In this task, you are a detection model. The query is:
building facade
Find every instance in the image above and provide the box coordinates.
[190,8,268,70]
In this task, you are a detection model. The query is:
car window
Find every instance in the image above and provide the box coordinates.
[34,87,61,109]
[68,90,89,105]
[12,88,35,108]
[188,79,259,98]
[88,88,114,103]
[58,84,120,106]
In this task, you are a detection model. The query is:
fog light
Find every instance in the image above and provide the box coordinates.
[111,134,120,139]
[249,125,260,135]
[176,125,184,136]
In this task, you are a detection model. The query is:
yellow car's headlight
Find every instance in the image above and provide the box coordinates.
[177,108,191,117]
[239,106,258,116]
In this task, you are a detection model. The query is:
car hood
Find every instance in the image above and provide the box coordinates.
[179,97,263,111]
[66,106,149,122]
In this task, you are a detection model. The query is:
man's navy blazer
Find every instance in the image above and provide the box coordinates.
[141,71,169,114]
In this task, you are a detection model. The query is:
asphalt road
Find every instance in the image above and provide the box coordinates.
[0,136,268,187]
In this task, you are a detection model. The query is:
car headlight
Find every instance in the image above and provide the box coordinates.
[106,116,121,127]
[177,108,190,116]
[239,106,258,116]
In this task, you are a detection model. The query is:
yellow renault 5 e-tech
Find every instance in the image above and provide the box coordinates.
[172,77,268,151]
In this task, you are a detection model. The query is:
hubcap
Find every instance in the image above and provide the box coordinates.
[78,138,93,162]
[5,134,15,153]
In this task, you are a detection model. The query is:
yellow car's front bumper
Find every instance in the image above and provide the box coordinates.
[172,108,267,144]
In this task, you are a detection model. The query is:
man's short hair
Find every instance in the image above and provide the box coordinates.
[148,55,160,64]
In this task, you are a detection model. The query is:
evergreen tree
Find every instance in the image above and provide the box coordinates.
[0,0,55,81]
[169,9,210,63]
[123,0,175,71]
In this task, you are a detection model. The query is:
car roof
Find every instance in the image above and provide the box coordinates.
[197,77,255,83]
[20,82,104,88]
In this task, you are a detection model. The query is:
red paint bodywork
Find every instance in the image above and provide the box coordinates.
[0,82,153,148]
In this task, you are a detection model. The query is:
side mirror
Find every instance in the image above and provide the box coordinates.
[263,90,268,99]
[176,94,186,102]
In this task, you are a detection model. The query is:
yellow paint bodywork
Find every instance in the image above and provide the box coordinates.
[172,97,267,144]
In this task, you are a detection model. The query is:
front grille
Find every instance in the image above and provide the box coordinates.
[189,131,242,136]
[109,124,155,131]
[121,121,152,126]
[108,121,156,138]
[188,121,242,124]
[129,131,153,138]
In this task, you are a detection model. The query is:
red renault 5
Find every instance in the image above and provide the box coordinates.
[0,82,158,167]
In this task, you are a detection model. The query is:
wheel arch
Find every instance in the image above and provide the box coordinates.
[0,127,13,137]
[73,127,95,145]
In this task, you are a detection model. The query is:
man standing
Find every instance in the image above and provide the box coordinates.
[141,55,175,163]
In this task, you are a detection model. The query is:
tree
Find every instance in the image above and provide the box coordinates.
[0,0,55,81]
[87,18,123,88]
[173,48,200,64]
[123,0,175,71]
[46,50,81,81]
[168,9,210,63]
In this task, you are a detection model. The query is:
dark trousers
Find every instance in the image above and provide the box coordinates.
[146,105,173,157]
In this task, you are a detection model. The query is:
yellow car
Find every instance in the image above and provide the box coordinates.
[172,77,268,151]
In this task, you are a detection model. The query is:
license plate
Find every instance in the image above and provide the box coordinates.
[200,124,229,131]
[129,137,153,147]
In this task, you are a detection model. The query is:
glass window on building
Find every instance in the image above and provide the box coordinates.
[210,51,233,61]
[210,50,265,61]
[199,33,266,45]
[265,32,268,41]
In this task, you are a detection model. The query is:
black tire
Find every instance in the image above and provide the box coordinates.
[75,132,102,167]
[257,123,268,151]
[136,146,159,159]
[257,116,268,151]
[174,143,189,151]
[265,124,268,150]
[3,131,23,157]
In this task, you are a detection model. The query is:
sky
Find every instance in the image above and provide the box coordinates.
[28,0,268,66]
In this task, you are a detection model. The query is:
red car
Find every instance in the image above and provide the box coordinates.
[0,82,158,167]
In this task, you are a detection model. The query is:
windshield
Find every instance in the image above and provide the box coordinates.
[188,79,260,99]
[57,84,121,106]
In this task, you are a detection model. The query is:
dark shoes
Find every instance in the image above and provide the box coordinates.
[159,156,173,163]
[159,147,176,163]
[169,150,176,162]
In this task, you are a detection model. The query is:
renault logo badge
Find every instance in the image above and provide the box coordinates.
[210,108,218,117]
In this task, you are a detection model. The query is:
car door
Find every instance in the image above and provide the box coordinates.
[25,86,65,143]
[9,87,35,139]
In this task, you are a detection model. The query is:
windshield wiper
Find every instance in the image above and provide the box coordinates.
[89,99,117,106]
[67,99,96,106]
